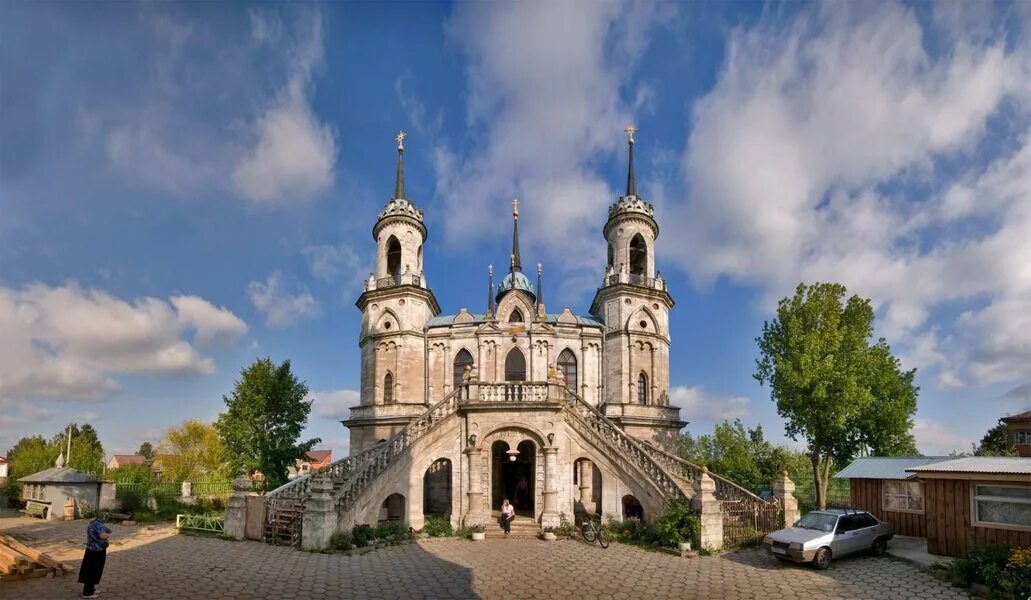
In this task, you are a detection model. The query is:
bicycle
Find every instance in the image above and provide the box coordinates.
[580,516,609,548]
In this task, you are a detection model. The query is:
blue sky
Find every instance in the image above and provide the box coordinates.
[3,1,1030,462]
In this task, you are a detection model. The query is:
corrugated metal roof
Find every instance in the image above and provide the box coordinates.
[906,456,1031,475]
[834,457,954,480]
[18,466,101,484]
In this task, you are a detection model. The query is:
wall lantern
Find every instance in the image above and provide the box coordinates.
[507,448,520,462]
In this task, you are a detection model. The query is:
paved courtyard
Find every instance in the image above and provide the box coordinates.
[0,515,968,599]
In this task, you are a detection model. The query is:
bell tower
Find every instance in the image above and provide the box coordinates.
[347,131,440,453]
[590,126,685,451]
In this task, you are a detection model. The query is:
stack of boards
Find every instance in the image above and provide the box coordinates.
[0,533,74,581]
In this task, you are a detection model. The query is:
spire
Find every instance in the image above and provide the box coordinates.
[392,131,407,200]
[536,263,543,313]
[510,198,522,273]
[624,124,638,197]
[487,264,495,316]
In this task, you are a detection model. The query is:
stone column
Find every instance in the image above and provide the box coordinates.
[464,446,487,525]
[692,468,722,551]
[223,475,251,540]
[579,460,595,514]
[773,470,800,528]
[541,446,560,528]
[301,477,336,551]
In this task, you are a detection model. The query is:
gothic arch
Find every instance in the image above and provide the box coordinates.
[636,371,648,405]
[508,307,524,323]
[557,348,577,393]
[453,348,474,392]
[496,292,534,326]
[376,308,402,334]
[625,306,659,335]
[386,235,402,276]
[383,371,395,404]
[504,347,526,381]
[628,234,647,276]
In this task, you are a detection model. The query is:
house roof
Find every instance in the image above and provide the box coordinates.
[18,466,102,484]
[906,457,1031,475]
[306,450,332,464]
[834,457,954,480]
[0,456,7,463]
[1001,410,1031,423]
[109,454,147,465]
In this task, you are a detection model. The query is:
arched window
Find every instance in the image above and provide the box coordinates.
[509,308,523,323]
[607,243,614,267]
[453,349,474,393]
[505,348,526,382]
[558,349,577,394]
[637,372,648,405]
[629,234,647,276]
[386,236,402,277]
[383,372,395,404]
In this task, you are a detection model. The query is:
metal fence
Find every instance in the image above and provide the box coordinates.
[722,498,783,548]
[114,480,233,499]
[176,513,225,534]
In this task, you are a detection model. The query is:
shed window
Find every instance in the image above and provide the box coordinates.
[883,480,924,513]
[973,484,1031,530]
[1016,430,1031,445]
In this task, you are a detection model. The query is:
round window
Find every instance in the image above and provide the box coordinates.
[384,322,392,330]
[640,320,648,329]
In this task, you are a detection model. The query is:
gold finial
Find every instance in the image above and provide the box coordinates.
[510,253,516,267]
[624,124,637,144]
[512,198,520,218]
[537,263,542,275]
[488,264,493,276]
[395,130,406,150]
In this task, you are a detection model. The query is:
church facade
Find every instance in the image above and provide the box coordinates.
[337,129,685,529]
[264,130,704,547]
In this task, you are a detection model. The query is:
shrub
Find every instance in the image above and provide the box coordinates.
[653,500,700,548]
[556,513,578,539]
[952,546,1010,587]
[329,531,352,552]
[118,488,149,515]
[466,523,485,533]
[1001,547,1031,598]
[605,517,657,545]
[375,520,411,544]
[423,516,453,537]
[352,524,375,547]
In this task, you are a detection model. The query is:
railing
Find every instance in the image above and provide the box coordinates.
[560,389,689,503]
[641,444,767,505]
[370,273,422,291]
[191,481,234,497]
[605,272,667,290]
[335,389,463,510]
[265,442,385,505]
[176,513,225,534]
[475,382,552,403]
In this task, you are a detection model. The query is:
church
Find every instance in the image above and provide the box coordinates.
[265,128,699,546]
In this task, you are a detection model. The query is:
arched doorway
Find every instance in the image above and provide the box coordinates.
[622,494,644,520]
[453,349,474,393]
[423,459,452,518]
[558,349,577,394]
[491,439,535,516]
[504,348,526,381]
[572,458,602,524]
[379,493,405,522]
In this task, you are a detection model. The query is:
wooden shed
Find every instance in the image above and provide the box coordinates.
[907,457,1031,558]
[835,457,951,538]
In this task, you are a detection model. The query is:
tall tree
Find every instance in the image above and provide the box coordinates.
[157,420,227,481]
[754,283,918,509]
[137,441,155,460]
[216,357,319,490]
[973,422,1013,456]
[678,420,812,493]
[48,423,105,475]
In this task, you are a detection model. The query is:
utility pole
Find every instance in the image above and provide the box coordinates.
[66,424,73,465]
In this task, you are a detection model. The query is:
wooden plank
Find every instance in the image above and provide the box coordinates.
[0,545,31,574]
[933,480,946,555]
[0,535,73,574]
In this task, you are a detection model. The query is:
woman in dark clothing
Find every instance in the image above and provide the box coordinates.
[78,512,111,599]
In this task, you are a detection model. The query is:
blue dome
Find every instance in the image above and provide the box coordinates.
[496,271,536,302]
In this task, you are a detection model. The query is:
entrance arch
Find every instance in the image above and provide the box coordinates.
[379,493,405,522]
[504,348,526,382]
[423,459,452,518]
[572,457,602,523]
[490,439,536,516]
[622,494,644,520]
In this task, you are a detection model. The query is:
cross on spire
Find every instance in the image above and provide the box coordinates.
[510,199,522,273]
[625,125,638,197]
[392,131,406,199]
[395,130,406,150]
[512,198,520,218]
[624,124,637,144]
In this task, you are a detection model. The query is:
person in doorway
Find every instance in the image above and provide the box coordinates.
[501,498,515,535]
[79,512,111,598]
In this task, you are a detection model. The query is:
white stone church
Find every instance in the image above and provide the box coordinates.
[264,130,762,549]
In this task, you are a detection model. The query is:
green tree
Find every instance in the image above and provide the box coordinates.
[216,357,319,490]
[156,420,227,481]
[2,435,59,501]
[754,282,918,509]
[108,464,158,486]
[137,441,155,460]
[973,422,1014,456]
[48,423,105,475]
[678,420,812,493]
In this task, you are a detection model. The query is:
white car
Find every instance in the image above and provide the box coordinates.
[762,509,894,570]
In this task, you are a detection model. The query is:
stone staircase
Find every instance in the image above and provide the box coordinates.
[263,382,763,549]
[485,514,540,539]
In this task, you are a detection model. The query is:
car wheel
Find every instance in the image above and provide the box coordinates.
[871,538,887,557]
[813,547,832,570]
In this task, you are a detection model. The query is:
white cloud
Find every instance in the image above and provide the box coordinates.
[247,271,320,328]
[0,282,246,402]
[434,2,664,304]
[302,241,367,287]
[913,418,972,456]
[671,3,1030,387]
[233,10,336,204]
[668,385,751,422]
[309,389,359,420]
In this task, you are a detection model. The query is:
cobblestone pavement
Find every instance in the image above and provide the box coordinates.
[0,516,968,599]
